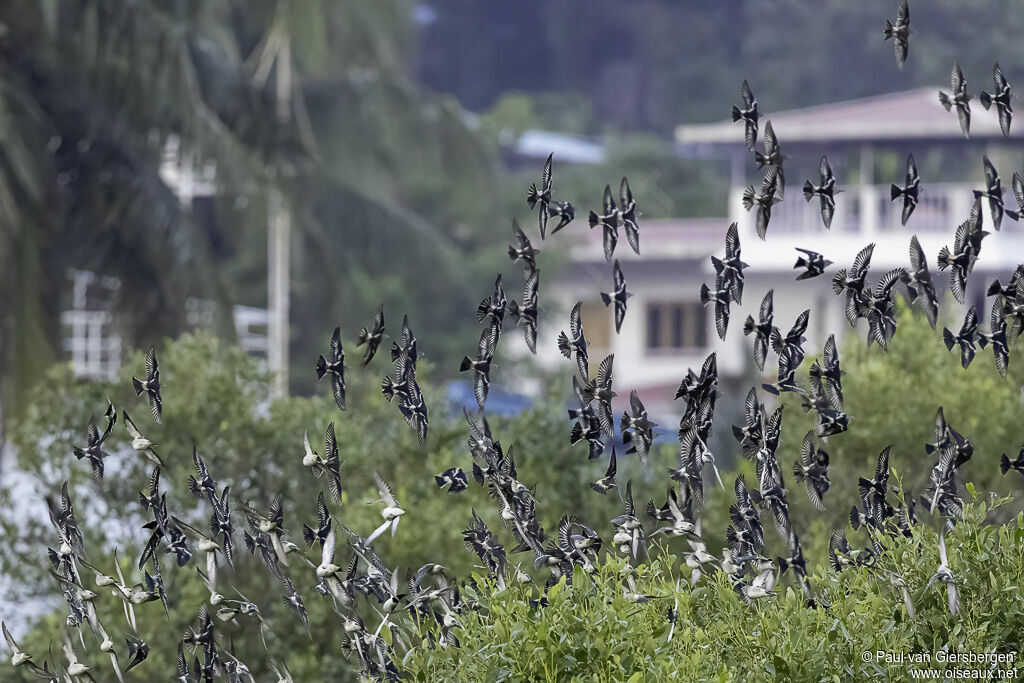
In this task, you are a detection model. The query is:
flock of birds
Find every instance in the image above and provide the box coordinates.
[5,1,1024,680]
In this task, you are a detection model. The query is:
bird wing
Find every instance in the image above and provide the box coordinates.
[741,79,755,108]
[819,156,833,184]
[725,222,740,259]
[905,154,918,186]
[123,411,143,440]
[145,346,158,380]
[619,177,634,210]
[541,153,553,192]
[375,472,397,508]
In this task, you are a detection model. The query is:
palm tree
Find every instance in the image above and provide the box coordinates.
[0,0,502,418]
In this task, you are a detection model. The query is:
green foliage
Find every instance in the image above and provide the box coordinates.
[406,501,1024,682]
[4,307,1024,680]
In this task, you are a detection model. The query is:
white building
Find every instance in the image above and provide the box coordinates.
[535,88,1024,421]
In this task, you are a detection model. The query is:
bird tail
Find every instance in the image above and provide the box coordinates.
[753,151,768,167]
[699,283,711,306]
[979,91,993,110]
[1007,210,1021,222]
[302,524,316,548]
[792,463,806,483]
[131,377,145,397]
[600,292,612,307]
[849,506,862,530]
[802,180,814,202]
[761,382,780,396]
[731,105,743,122]
[186,475,202,497]
[890,184,904,201]
[743,315,756,336]
[476,297,492,323]
[459,356,473,373]
[526,184,541,210]
[883,20,894,38]
[1001,454,1011,475]
[795,256,808,270]
[938,91,953,112]
[381,376,397,401]
[587,210,601,229]
[937,246,952,270]
[507,300,521,321]
[987,279,1004,296]
[72,446,86,460]
[710,255,725,275]
[557,331,571,359]
[777,557,789,574]
[620,412,633,431]
[742,186,756,211]
[434,474,446,488]
[315,355,328,380]
[942,327,956,352]
[138,491,151,509]
[569,421,583,446]
[356,327,370,347]
[507,244,519,262]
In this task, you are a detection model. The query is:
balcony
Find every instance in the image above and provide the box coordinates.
[733,183,1002,236]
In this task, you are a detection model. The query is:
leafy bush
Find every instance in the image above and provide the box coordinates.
[406,497,1024,682]
[2,307,1023,681]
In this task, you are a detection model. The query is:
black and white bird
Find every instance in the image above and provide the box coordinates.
[617,177,640,256]
[883,0,911,69]
[809,334,844,408]
[699,278,732,341]
[732,79,761,150]
[979,63,1013,138]
[584,354,617,436]
[476,274,507,330]
[742,166,782,239]
[943,306,984,369]
[621,390,656,465]
[366,472,405,545]
[132,346,163,423]
[711,222,748,304]
[833,242,875,326]
[902,235,939,328]
[315,327,346,412]
[793,430,830,511]
[754,121,785,197]
[459,324,497,408]
[72,401,116,479]
[123,409,165,468]
[802,156,841,229]
[589,185,621,262]
[770,309,810,373]
[508,219,540,274]
[743,290,774,371]
[890,154,920,226]
[601,260,631,334]
[938,197,987,304]
[938,62,972,139]
[508,270,540,354]
[526,153,574,238]
[974,156,1006,231]
[435,467,468,493]
[312,422,344,502]
[979,297,1010,378]
[558,301,590,379]
[355,305,386,367]
[793,248,832,281]
[590,448,617,494]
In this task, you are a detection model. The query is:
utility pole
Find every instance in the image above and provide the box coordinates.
[267,28,292,399]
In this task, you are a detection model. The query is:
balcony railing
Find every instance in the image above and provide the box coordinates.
[736,183,1002,235]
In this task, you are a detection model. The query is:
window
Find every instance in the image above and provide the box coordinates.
[646,301,706,352]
